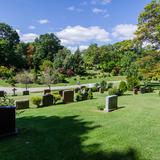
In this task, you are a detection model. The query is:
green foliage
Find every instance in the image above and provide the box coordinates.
[0,66,14,79]
[76,91,83,101]
[100,80,107,90]
[76,88,93,101]
[88,89,93,100]
[127,77,140,91]
[0,97,15,106]
[52,92,62,104]
[33,33,63,69]
[136,0,160,49]
[97,105,105,111]
[159,90,160,96]
[31,96,42,107]
[108,87,122,96]
[119,81,128,94]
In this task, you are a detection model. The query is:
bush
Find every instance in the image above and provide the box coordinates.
[0,66,14,79]
[127,77,140,91]
[159,91,160,96]
[66,69,74,77]
[91,86,97,92]
[76,91,83,101]
[88,89,93,99]
[108,87,122,96]
[119,81,127,95]
[31,96,42,107]
[87,76,92,79]
[0,97,14,106]
[107,83,113,89]
[76,89,93,101]
[100,80,107,90]
[97,105,105,111]
[53,93,61,103]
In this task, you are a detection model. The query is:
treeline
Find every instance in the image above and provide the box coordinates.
[0,0,160,82]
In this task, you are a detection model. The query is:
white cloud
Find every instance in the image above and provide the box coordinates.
[67,6,83,12]
[16,29,38,42]
[104,14,110,18]
[21,33,38,42]
[92,8,106,14]
[67,6,75,11]
[29,25,36,30]
[112,24,137,40]
[37,19,50,24]
[101,0,112,4]
[56,25,110,46]
[68,45,89,53]
[91,0,112,5]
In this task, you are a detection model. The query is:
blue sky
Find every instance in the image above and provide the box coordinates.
[0,0,151,51]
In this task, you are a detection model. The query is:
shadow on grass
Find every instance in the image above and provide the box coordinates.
[0,115,140,160]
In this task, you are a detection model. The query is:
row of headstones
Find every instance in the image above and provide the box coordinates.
[0,90,29,97]
[133,86,154,95]
[15,90,74,109]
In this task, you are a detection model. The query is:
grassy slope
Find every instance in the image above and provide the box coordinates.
[0,76,125,87]
[0,92,160,160]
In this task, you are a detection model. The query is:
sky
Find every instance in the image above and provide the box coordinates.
[0,0,152,51]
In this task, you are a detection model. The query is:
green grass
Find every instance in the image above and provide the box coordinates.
[0,76,125,87]
[0,91,160,160]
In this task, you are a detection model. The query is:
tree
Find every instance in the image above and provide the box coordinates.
[33,33,63,69]
[53,48,71,69]
[135,0,160,49]
[0,23,19,46]
[0,23,20,67]
[83,44,101,67]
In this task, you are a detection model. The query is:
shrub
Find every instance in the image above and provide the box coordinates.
[76,91,83,101]
[88,89,93,99]
[100,80,107,90]
[53,93,61,103]
[108,87,122,96]
[159,91,160,96]
[91,86,98,92]
[66,69,74,77]
[97,105,105,111]
[87,76,92,79]
[0,66,14,79]
[119,81,127,95]
[76,89,93,101]
[107,83,113,89]
[127,77,140,91]
[0,97,14,106]
[31,96,42,107]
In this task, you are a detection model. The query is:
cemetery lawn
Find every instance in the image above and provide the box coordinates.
[0,92,160,160]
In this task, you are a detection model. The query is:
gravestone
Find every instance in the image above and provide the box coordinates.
[12,88,17,96]
[42,94,54,106]
[133,88,138,95]
[0,91,5,97]
[59,90,63,96]
[99,88,104,93]
[105,95,118,112]
[44,89,51,95]
[16,99,29,110]
[62,90,74,103]
[0,106,17,137]
[23,90,30,95]
[140,87,146,94]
